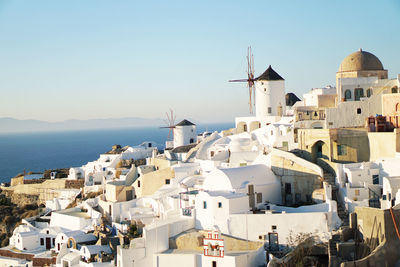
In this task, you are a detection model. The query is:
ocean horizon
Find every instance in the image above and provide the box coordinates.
[0,123,233,183]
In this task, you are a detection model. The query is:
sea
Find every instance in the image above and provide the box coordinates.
[0,123,233,184]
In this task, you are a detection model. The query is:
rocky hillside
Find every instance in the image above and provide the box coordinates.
[0,191,41,247]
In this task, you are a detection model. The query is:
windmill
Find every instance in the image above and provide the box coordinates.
[229,46,256,113]
[160,109,176,141]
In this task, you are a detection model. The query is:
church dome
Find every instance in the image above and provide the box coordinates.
[339,49,384,72]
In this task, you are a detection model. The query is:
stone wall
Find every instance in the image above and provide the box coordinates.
[270,149,323,205]
[341,207,400,267]
[65,179,85,189]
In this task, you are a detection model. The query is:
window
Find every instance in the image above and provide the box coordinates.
[40,238,44,246]
[68,240,73,248]
[46,230,49,234]
[355,189,360,196]
[345,90,351,100]
[61,236,64,240]
[272,225,277,230]
[243,124,247,132]
[210,151,215,157]
[218,202,222,208]
[354,88,364,101]
[165,179,170,184]
[53,238,55,245]
[203,201,207,209]
[190,138,194,143]
[259,235,264,240]
[212,261,217,267]
[149,143,152,147]
[392,87,398,93]
[137,180,140,187]
[337,145,347,156]
[383,195,387,200]
[373,175,379,185]
[357,108,361,114]
[367,88,372,97]
[389,193,392,201]
[264,88,266,92]
[268,107,272,114]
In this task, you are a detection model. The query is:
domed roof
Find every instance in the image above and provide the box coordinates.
[339,49,384,72]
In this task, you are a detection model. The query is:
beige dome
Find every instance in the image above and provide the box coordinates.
[339,49,384,72]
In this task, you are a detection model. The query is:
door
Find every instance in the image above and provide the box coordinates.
[46,237,51,249]
[268,233,279,251]
[248,185,255,210]
[285,183,292,205]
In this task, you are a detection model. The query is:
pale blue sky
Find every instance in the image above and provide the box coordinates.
[0,0,399,123]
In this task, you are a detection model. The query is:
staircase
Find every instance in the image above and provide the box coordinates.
[328,233,341,267]
[323,171,349,226]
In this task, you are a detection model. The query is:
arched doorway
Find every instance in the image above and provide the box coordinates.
[311,140,328,163]
[249,121,261,132]
[236,122,247,133]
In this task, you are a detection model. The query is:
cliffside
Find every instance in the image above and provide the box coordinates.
[0,192,40,247]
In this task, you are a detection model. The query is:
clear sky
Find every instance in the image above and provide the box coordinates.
[0,0,399,123]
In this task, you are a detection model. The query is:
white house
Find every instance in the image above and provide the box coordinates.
[14,231,39,251]
[202,164,281,205]
[195,190,249,232]
[382,176,400,209]
[80,245,112,263]
[54,230,85,252]
[50,208,96,231]
[39,227,65,250]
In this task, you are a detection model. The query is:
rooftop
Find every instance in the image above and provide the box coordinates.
[256,65,284,81]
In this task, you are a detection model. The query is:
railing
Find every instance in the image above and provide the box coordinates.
[182,207,193,217]
[368,187,381,208]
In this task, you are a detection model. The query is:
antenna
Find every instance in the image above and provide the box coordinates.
[229,46,256,113]
[160,109,176,140]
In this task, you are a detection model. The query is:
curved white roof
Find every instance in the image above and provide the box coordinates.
[202,164,278,191]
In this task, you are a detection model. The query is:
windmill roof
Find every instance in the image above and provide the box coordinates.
[176,119,195,126]
[256,65,284,81]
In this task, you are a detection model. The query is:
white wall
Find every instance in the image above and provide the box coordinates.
[195,191,248,233]
[15,232,39,251]
[255,80,286,118]
[174,125,197,148]
[50,210,93,231]
[228,212,335,245]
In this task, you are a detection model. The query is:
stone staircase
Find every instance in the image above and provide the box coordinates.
[328,233,341,267]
